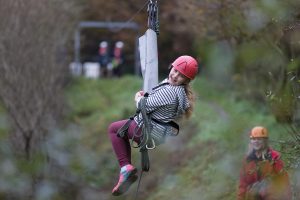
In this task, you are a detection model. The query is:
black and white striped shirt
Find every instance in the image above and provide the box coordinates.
[134,79,190,124]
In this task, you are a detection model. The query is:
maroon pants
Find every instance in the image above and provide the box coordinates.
[108,119,142,167]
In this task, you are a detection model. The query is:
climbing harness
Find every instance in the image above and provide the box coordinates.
[117,87,180,151]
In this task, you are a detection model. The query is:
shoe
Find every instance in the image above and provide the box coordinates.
[112,164,138,196]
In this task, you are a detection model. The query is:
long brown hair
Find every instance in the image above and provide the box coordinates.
[184,84,196,119]
[168,64,196,118]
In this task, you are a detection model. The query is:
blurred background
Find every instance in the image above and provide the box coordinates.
[0,0,300,199]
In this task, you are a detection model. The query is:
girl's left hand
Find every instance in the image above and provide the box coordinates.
[134,91,144,101]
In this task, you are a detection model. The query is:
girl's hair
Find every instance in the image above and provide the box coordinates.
[184,84,196,119]
[168,64,196,118]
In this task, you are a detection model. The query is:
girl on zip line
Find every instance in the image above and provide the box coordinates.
[108,55,199,196]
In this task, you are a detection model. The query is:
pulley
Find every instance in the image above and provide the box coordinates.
[147,0,159,35]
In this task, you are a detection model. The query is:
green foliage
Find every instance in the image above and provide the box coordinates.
[65,76,142,147]
[0,75,144,198]
[63,76,143,185]
[0,103,8,140]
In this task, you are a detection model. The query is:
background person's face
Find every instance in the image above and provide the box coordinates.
[250,138,267,151]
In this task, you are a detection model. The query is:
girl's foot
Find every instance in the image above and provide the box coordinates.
[112,164,138,196]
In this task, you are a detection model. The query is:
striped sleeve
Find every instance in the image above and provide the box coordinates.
[145,86,177,114]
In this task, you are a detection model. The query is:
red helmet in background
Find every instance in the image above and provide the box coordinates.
[172,55,198,80]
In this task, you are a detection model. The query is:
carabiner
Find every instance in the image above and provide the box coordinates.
[146,138,156,150]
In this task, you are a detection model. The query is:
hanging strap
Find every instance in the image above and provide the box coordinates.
[140,146,150,172]
[136,97,151,173]
[139,97,156,149]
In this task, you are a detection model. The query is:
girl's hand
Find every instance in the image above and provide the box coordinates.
[134,91,144,101]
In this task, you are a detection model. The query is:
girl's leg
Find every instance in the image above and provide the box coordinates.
[108,119,141,168]
[108,119,141,196]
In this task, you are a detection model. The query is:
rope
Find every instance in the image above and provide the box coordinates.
[134,170,144,200]
[113,0,150,32]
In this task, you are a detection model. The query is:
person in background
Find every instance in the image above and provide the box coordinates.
[237,126,292,200]
[110,41,124,77]
[108,55,199,196]
[98,41,110,77]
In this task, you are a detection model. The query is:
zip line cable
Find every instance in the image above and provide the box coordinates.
[113,0,159,34]
[113,0,150,32]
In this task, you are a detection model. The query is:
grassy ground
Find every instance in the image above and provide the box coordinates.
[65,75,296,200]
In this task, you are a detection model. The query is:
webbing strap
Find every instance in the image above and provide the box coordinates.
[139,97,155,149]
[140,146,150,172]
[139,98,151,172]
[151,118,180,136]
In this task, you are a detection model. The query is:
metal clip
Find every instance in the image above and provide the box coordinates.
[146,138,156,150]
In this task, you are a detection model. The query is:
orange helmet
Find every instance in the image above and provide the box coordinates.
[249,126,268,138]
[172,55,198,80]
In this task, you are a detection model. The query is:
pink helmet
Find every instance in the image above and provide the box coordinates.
[172,55,198,80]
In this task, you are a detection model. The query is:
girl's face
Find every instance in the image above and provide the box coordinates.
[168,67,190,86]
[250,138,267,151]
